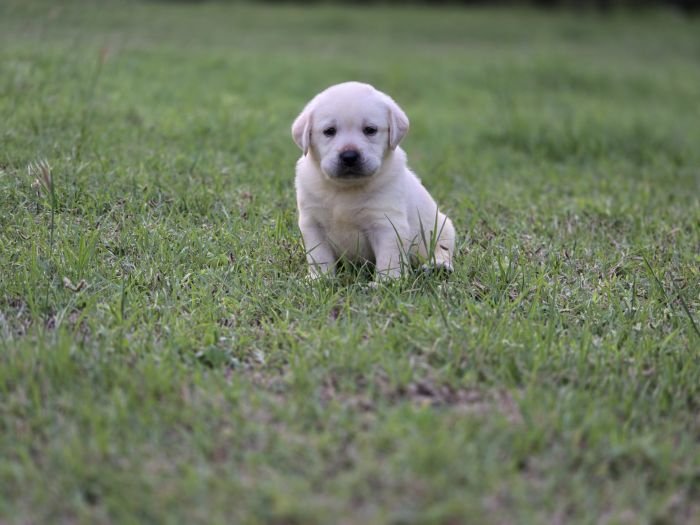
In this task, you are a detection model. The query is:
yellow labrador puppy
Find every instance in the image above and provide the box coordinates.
[292,81,455,281]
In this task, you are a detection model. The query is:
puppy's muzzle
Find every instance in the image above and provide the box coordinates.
[339,150,361,167]
[334,149,370,179]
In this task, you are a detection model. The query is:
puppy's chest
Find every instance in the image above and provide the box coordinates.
[310,192,377,225]
[316,200,379,258]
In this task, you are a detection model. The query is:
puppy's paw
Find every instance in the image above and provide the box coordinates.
[366,278,401,290]
[366,270,401,289]
[305,269,334,283]
[421,261,454,276]
[435,260,454,274]
[374,266,402,281]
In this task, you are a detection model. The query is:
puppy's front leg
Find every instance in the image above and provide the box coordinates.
[299,220,336,278]
[370,225,406,281]
[432,215,456,273]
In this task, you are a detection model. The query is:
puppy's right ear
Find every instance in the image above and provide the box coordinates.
[292,107,313,156]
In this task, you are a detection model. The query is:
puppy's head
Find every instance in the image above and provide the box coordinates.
[292,82,409,183]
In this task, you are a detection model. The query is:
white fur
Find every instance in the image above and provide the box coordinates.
[292,81,455,280]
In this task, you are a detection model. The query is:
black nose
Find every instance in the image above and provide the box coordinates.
[339,150,360,166]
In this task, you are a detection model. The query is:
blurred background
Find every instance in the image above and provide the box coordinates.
[152,0,699,13]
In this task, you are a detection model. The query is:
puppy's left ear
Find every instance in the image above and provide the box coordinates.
[384,95,409,150]
[292,106,313,156]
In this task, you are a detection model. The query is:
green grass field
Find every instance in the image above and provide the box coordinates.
[1,1,699,523]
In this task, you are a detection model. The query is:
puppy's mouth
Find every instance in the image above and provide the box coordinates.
[320,156,378,182]
[334,165,372,179]
[327,161,377,181]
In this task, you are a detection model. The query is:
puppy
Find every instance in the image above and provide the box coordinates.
[292,81,455,281]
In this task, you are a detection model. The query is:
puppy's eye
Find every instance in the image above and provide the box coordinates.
[363,126,378,136]
[323,127,336,137]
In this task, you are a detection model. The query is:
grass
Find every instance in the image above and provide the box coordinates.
[1,0,699,523]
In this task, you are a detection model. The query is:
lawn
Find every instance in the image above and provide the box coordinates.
[1,0,699,523]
